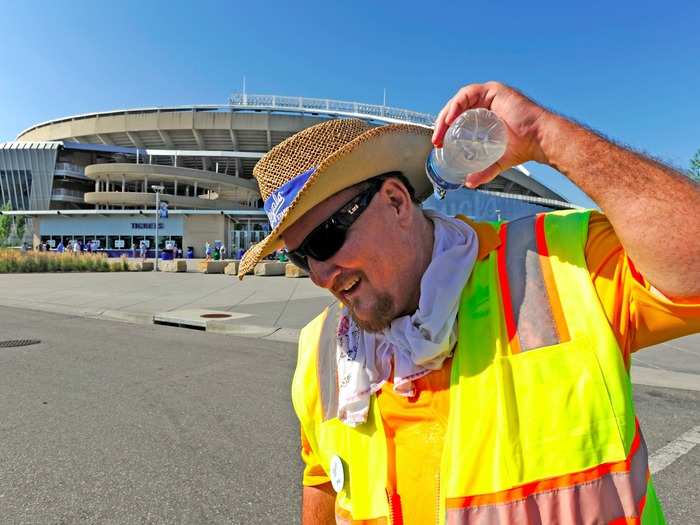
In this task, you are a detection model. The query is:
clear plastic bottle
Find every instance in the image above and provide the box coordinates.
[426,108,508,198]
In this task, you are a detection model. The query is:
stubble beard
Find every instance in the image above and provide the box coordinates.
[347,292,395,333]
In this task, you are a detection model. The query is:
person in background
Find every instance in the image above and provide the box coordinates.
[219,245,226,260]
[205,242,212,261]
[131,243,136,258]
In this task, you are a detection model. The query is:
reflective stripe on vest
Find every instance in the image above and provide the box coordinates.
[445,421,649,524]
[317,302,340,421]
[497,213,570,353]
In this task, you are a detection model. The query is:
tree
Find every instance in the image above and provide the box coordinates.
[0,202,12,244]
[0,202,25,246]
[689,149,700,182]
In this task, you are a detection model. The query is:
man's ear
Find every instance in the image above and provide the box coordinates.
[381,178,412,220]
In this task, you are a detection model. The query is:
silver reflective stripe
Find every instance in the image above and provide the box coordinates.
[504,215,559,351]
[318,303,341,421]
[446,431,649,524]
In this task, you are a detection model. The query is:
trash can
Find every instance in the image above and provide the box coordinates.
[186,247,194,259]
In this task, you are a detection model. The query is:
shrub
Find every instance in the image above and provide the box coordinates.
[0,249,125,273]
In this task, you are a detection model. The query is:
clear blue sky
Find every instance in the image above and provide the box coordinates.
[1,0,698,206]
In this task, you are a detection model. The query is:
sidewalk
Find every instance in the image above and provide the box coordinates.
[0,271,334,340]
[0,272,698,391]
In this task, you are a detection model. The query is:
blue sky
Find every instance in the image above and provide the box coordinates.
[1,0,698,206]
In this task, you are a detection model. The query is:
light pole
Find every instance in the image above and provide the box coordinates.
[151,185,164,271]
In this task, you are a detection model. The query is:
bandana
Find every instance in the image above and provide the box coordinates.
[336,210,478,427]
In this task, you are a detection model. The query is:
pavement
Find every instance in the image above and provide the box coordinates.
[0,271,698,392]
[0,270,335,342]
[0,272,699,523]
[0,305,698,523]
[0,305,302,525]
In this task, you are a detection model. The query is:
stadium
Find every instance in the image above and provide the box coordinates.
[0,94,575,256]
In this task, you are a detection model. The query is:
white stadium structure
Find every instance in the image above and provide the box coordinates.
[0,94,575,256]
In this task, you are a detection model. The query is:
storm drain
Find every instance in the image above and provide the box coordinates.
[0,339,41,348]
[153,309,250,332]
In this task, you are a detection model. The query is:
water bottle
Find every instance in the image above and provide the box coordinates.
[426,108,508,198]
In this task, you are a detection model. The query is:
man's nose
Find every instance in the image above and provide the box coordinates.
[309,257,341,290]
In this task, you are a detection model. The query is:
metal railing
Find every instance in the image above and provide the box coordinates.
[19,97,436,138]
[54,162,85,177]
[228,94,435,127]
[51,188,85,201]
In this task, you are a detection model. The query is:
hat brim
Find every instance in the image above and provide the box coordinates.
[238,123,433,278]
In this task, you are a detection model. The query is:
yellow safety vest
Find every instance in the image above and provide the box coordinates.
[292,210,666,524]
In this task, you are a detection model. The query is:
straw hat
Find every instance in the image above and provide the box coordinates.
[237,118,433,278]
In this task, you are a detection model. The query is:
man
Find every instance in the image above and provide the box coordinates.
[238,82,700,524]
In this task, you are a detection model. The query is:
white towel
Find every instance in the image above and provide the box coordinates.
[336,210,478,427]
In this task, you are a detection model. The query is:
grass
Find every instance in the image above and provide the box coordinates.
[0,249,127,273]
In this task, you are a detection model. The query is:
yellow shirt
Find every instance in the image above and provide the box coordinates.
[300,212,700,524]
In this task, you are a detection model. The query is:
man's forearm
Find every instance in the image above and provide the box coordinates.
[538,113,700,299]
[302,483,335,525]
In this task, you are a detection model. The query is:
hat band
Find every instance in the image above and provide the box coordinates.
[263,167,316,228]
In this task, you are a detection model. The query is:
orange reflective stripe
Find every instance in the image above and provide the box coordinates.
[445,424,649,524]
[535,213,570,343]
[446,426,642,509]
[497,223,520,352]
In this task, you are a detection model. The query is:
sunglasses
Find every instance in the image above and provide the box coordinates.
[286,180,382,272]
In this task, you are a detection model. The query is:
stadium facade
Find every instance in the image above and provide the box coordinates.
[0,94,575,256]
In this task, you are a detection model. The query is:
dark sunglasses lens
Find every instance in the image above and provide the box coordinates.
[287,251,309,271]
[305,224,347,262]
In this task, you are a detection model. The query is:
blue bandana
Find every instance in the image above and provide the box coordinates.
[263,167,316,228]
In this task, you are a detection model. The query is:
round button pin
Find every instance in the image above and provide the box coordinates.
[330,455,344,492]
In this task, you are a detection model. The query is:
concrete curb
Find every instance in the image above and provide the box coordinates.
[630,365,700,392]
[206,322,280,338]
[99,309,154,325]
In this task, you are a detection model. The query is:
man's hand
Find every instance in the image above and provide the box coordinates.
[431,82,550,188]
[433,81,700,299]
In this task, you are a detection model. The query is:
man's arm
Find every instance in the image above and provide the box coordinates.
[432,82,700,300]
[302,483,335,525]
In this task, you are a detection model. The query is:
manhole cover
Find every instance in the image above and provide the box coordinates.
[0,339,41,348]
[200,313,232,319]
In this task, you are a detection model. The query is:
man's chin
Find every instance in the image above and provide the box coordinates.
[347,294,395,333]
